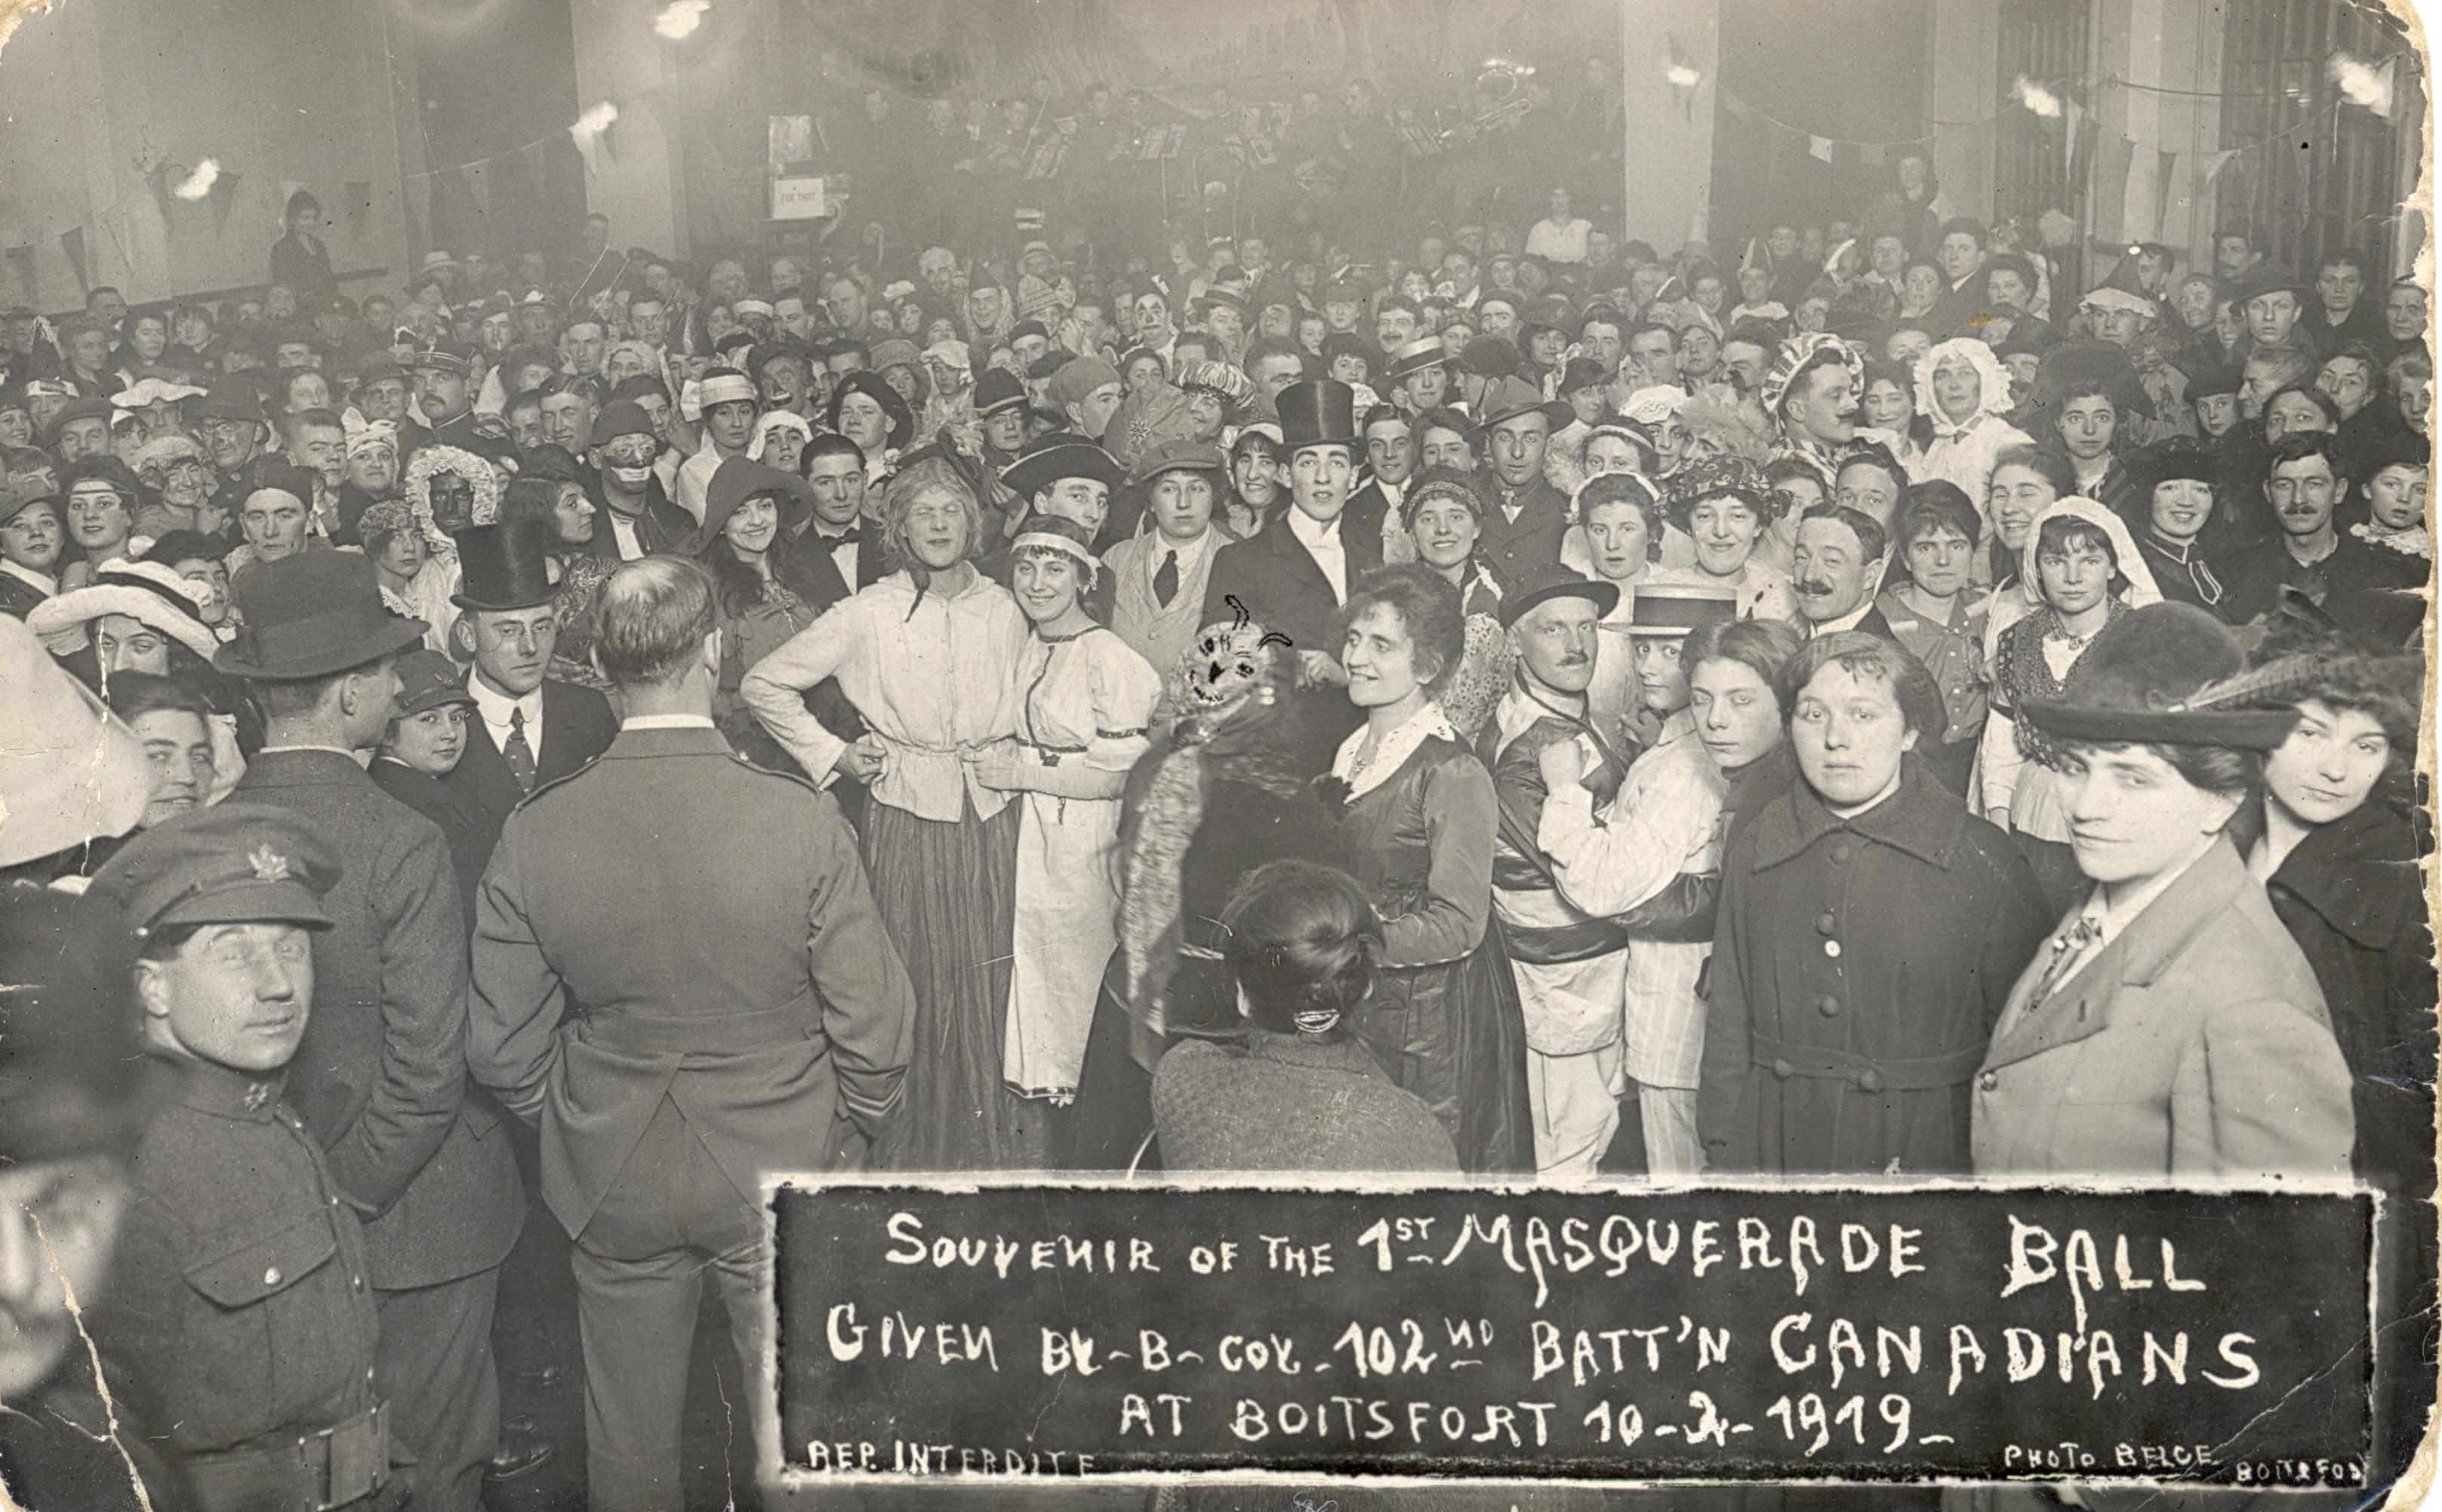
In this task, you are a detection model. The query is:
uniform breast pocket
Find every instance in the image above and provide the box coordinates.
[182,1218,343,1426]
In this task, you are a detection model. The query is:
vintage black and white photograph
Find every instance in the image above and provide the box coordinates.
[0,0,2431,1508]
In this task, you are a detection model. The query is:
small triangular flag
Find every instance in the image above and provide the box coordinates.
[1807,135,1834,163]
[58,226,88,291]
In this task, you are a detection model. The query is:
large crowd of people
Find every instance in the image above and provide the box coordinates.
[0,125,2433,1512]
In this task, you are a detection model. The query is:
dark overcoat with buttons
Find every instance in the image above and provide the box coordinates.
[1695,758,2052,1176]
[98,1061,382,1470]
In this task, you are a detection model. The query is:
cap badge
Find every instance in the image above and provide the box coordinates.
[248,846,293,884]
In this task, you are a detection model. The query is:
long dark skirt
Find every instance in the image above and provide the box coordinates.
[1345,932,1536,1175]
[863,796,1027,1172]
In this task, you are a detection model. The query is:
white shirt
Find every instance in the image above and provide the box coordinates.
[808,524,861,588]
[621,713,716,731]
[1286,507,1348,604]
[1525,217,1592,264]
[1806,598,1878,637]
[467,670,545,759]
[602,507,646,561]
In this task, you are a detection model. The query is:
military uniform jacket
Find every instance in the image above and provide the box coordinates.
[235,749,525,1289]
[1472,472,1571,593]
[467,723,916,1237]
[99,1061,381,1462]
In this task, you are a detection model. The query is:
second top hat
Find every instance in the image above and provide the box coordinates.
[452,518,562,612]
[1275,378,1359,454]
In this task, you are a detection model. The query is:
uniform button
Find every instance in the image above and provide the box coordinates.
[1829,843,1852,864]
[263,1267,282,1286]
[1823,939,1842,959]
[1815,912,1837,935]
[353,1276,364,1291]
[1857,1070,1885,1094]
[1817,995,1840,1017]
[1978,1070,1999,1092]
[1771,1058,1796,1079]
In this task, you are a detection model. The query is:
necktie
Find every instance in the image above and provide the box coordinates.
[1153,549,1180,608]
[2026,916,2101,1006]
[504,707,538,793]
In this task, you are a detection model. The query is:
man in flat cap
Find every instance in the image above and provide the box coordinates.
[1107,436,1232,686]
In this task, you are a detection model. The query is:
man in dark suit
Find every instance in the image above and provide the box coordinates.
[217,551,539,1510]
[1203,378,1385,772]
[437,519,620,874]
[467,557,914,1512]
[781,433,891,600]
[581,399,696,562]
[1470,375,1572,592]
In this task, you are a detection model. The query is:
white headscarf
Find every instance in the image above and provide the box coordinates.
[747,410,813,463]
[1913,337,2015,439]
[2024,496,2162,609]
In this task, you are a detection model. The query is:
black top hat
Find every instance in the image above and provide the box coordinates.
[217,550,428,680]
[1276,378,1359,454]
[452,517,563,612]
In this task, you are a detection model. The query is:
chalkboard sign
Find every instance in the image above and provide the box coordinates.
[771,1180,2375,1489]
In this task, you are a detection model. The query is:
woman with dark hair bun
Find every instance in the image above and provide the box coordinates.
[1326,562,1533,1172]
[1152,859,1458,1173]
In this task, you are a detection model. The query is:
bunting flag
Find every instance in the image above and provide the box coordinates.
[2148,147,2179,243]
[518,140,551,190]
[2062,97,2086,174]
[2202,147,2243,184]
[209,170,243,233]
[58,226,88,291]
[1806,135,1834,163]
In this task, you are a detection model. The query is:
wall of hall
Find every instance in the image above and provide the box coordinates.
[0,0,420,314]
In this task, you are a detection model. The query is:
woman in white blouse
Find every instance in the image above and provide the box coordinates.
[1524,186,1592,265]
[742,454,1033,1170]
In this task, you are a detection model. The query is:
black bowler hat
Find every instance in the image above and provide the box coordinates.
[451,517,562,612]
[1276,378,1358,454]
[217,550,428,680]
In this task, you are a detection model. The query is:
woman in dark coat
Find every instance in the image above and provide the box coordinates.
[1698,633,2052,1176]
[1153,859,1458,1174]
[1328,563,1534,1173]
[1062,614,1351,1170]
[2245,642,2434,1483]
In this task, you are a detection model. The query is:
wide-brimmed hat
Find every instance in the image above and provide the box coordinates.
[418,250,462,276]
[451,518,562,612]
[1275,378,1360,454]
[1476,375,1569,432]
[1001,433,1126,498]
[2229,263,2308,309]
[694,456,815,550]
[26,561,220,664]
[2019,601,2302,749]
[1498,565,1618,628]
[0,614,150,865]
[219,550,428,679]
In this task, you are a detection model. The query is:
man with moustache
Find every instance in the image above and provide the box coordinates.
[1763,334,1897,482]
[1790,504,1898,639]
[2253,430,2423,645]
[1481,569,1645,1179]
[1531,584,1739,1175]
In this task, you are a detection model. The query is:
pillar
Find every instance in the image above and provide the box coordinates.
[1620,0,1718,254]
[2094,0,2224,267]
[1926,0,2000,224]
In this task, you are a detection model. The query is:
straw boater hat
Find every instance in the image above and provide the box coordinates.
[26,560,220,663]
[1624,581,1738,636]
